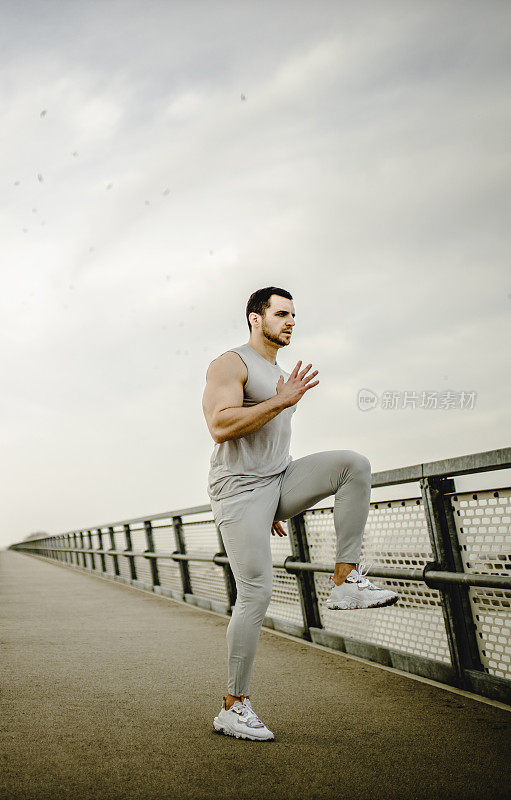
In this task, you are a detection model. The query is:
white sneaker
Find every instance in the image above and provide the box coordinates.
[213,695,274,741]
[324,562,398,610]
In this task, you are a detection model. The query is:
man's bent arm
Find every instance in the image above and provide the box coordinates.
[212,395,287,443]
[202,353,287,444]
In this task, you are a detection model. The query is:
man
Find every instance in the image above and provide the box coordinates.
[202,286,398,741]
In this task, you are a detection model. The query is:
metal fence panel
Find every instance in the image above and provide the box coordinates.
[182,519,228,603]
[151,522,183,593]
[451,489,511,679]
[111,528,131,581]
[268,521,302,624]
[306,500,451,663]
[128,526,152,585]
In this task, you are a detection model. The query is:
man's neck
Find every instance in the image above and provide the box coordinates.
[247,337,279,365]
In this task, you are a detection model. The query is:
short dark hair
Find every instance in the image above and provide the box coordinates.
[246,286,293,331]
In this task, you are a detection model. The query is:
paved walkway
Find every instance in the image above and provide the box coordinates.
[1,550,510,800]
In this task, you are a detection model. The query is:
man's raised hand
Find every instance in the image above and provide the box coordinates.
[275,360,319,408]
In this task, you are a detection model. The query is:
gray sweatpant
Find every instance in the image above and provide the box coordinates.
[209,449,372,697]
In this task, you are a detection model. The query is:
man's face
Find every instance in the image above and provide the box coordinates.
[260,295,295,347]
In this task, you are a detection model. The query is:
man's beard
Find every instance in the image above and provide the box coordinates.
[262,321,290,347]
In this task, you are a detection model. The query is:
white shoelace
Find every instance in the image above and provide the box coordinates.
[345,561,380,590]
[352,561,380,589]
[229,698,264,728]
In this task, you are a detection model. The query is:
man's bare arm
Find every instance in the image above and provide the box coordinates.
[202,352,319,444]
[202,353,285,444]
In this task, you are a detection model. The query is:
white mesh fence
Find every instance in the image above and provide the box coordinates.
[451,489,511,679]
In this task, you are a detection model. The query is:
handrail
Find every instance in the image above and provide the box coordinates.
[12,544,511,591]
[370,446,511,487]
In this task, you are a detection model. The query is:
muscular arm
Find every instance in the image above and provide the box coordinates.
[202,352,286,444]
[202,352,319,444]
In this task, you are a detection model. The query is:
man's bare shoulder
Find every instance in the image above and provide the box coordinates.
[206,350,248,382]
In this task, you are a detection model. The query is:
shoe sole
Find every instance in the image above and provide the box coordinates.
[213,718,274,741]
[325,594,399,610]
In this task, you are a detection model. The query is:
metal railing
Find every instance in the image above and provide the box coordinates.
[10,446,511,705]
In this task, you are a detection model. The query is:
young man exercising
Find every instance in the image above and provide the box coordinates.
[202,286,398,741]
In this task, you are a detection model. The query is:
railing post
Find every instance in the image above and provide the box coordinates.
[79,533,86,567]
[97,529,106,573]
[123,524,137,581]
[172,516,191,596]
[78,531,87,569]
[214,523,237,611]
[87,530,95,571]
[287,512,322,640]
[420,476,483,688]
[144,520,160,588]
[108,526,120,577]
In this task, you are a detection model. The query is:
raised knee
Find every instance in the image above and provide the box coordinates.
[348,451,372,479]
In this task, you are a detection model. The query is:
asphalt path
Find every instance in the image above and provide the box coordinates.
[1,549,510,800]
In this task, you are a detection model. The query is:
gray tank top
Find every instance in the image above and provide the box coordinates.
[207,343,296,500]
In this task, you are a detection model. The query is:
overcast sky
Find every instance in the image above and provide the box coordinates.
[2,0,510,548]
